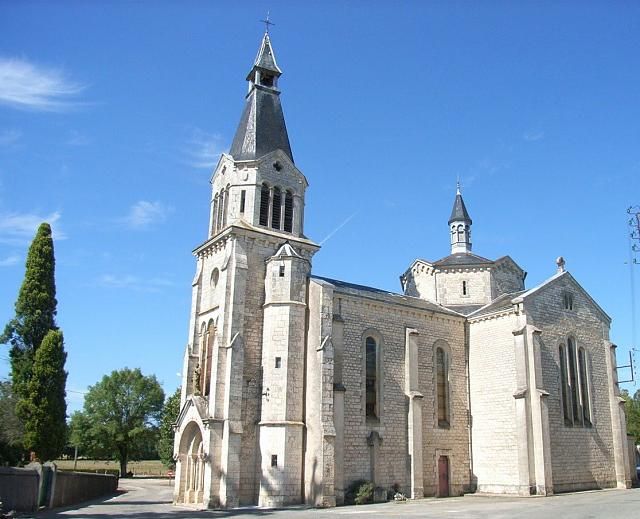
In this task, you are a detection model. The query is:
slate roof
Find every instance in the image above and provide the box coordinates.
[443,304,485,316]
[468,291,525,318]
[312,275,462,317]
[432,252,493,267]
[448,191,472,224]
[230,34,293,163]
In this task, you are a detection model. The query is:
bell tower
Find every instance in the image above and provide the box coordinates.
[449,183,473,254]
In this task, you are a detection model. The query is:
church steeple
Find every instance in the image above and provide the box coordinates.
[448,183,472,254]
[229,32,293,162]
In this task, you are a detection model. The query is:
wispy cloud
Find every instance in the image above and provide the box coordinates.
[0,254,20,267]
[0,129,22,148]
[0,211,66,245]
[0,57,85,111]
[523,130,544,142]
[122,200,172,230]
[183,129,225,168]
[319,211,359,245]
[66,129,90,146]
[97,274,175,292]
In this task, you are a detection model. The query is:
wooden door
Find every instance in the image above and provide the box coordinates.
[438,455,449,497]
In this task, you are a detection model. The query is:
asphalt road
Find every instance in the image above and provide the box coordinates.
[32,478,640,519]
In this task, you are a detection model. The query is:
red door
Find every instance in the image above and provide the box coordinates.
[438,455,449,497]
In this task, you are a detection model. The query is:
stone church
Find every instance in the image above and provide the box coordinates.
[172,33,634,508]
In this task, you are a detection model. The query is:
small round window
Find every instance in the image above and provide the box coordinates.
[210,268,220,288]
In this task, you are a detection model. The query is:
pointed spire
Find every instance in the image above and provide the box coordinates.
[448,185,472,225]
[448,185,473,254]
[229,33,293,163]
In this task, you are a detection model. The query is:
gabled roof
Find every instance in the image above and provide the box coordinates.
[312,275,463,318]
[511,270,611,323]
[468,291,525,318]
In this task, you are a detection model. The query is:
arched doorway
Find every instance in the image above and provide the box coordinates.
[177,422,205,504]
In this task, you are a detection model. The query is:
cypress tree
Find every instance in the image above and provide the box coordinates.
[1,223,58,400]
[20,329,67,461]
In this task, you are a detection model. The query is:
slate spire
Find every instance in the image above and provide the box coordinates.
[448,182,472,225]
[229,32,293,163]
[449,183,473,254]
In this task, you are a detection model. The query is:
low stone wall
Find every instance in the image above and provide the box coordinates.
[50,470,118,508]
[0,466,40,512]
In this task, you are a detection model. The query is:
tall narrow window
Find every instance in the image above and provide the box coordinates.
[436,347,449,427]
[456,224,464,242]
[259,184,270,226]
[211,195,219,234]
[271,187,282,230]
[217,190,225,231]
[365,337,377,418]
[462,281,467,296]
[559,345,571,425]
[240,190,246,214]
[567,337,580,424]
[578,348,591,425]
[222,185,230,227]
[284,190,294,232]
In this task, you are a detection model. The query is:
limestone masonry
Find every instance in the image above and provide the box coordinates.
[172,33,634,508]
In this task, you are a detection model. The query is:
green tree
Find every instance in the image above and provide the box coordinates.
[73,368,164,476]
[0,380,24,465]
[19,330,67,461]
[1,223,58,403]
[622,389,640,444]
[157,387,181,468]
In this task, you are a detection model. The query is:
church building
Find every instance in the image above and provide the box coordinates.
[173,33,634,508]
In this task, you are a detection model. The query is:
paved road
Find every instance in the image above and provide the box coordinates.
[33,479,640,519]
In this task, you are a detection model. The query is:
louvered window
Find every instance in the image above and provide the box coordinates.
[217,190,225,231]
[284,191,294,232]
[211,195,219,235]
[259,184,270,226]
[271,187,282,230]
[568,337,580,423]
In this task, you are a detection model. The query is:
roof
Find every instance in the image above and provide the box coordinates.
[444,304,486,316]
[448,191,472,224]
[229,80,293,162]
[248,33,282,78]
[468,291,525,318]
[432,252,493,267]
[312,275,463,318]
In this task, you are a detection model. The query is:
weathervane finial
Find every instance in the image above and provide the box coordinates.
[261,11,275,34]
[456,176,461,195]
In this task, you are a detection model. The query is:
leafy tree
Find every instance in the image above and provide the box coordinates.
[157,387,181,468]
[622,389,640,445]
[72,368,164,476]
[19,330,67,461]
[0,380,24,465]
[1,223,58,403]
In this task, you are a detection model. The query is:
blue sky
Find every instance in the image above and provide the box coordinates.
[1,1,639,413]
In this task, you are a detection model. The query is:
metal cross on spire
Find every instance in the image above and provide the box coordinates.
[261,11,275,34]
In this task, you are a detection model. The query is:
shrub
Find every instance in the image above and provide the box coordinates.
[354,481,374,505]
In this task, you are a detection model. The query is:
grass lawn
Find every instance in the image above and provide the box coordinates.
[54,459,169,476]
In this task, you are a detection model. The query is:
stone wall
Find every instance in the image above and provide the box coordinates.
[0,467,39,512]
[436,268,492,306]
[524,274,618,491]
[334,286,470,497]
[468,312,521,493]
[50,470,118,508]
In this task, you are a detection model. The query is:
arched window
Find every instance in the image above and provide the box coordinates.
[211,194,219,235]
[271,187,282,230]
[456,224,464,242]
[259,183,270,226]
[200,321,215,397]
[567,337,580,424]
[222,185,230,227]
[559,344,571,425]
[365,336,378,418]
[578,347,591,425]
[217,190,225,232]
[436,346,450,427]
[284,190,294,232]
